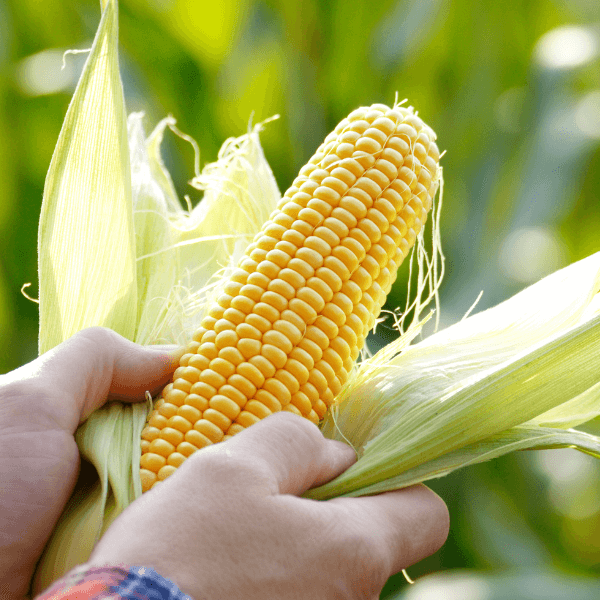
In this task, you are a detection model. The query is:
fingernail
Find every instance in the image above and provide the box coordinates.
[150,346,185,370]
[167,347,185,368]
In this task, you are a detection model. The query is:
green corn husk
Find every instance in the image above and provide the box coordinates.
[33,0,600,590]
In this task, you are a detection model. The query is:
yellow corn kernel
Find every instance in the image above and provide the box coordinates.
[140,103,440,491]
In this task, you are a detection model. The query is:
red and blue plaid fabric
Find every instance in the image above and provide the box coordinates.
[35,564,194,600]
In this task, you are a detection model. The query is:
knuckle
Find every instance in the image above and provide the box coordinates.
[265,411,321,435]
[75,325,117,344]
[412,485,449,546]
[401,486,450,563]
[75,327,145,371]
[183,445,270,489]
[73,326,121,357]
[263,412,325,449]
[427,491,450,551]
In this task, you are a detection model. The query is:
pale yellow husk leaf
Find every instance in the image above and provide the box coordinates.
[307,252,600,498]
[37,0,135,355]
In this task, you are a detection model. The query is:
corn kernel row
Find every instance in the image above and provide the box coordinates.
[140,103,440,491]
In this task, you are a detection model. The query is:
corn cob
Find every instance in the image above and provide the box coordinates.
[140,103,440,491]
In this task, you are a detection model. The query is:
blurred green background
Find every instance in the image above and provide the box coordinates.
[1,0,600,597]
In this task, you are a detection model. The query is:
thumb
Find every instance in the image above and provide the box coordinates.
[11,327,182,430]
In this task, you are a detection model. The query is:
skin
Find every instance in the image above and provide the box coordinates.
[0,327,449,600]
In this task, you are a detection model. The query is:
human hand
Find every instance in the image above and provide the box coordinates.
[87,412,449,600]
[0,327,180,600]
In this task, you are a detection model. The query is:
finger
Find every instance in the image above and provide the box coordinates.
[331,485,449,574]
[13,327,182,430]
[107,340,183,404]
[198,412,357,496]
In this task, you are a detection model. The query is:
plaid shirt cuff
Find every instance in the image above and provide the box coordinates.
[34,563,194,600]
